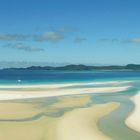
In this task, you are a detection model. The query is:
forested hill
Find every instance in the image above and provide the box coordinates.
[2,64,140,71]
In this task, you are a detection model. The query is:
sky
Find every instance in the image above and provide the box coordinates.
[0,0,140,67]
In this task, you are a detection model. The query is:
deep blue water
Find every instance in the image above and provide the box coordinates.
[0,70,140,84]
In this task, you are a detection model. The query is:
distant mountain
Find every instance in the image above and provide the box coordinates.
[0,61,69,69]
[2,64,140,71]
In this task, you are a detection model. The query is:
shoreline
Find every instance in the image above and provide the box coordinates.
[0,86,129,101]
[54,102,119,140]
[0,80,133,88]
[0,80,131,101]
[125,91,140,132]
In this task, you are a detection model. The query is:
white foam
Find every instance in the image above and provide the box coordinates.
[125,91,140,132]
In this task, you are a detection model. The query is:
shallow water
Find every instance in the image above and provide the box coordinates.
[98,85,140,140]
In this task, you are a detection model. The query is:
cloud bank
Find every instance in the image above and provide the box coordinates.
[0,34,28,41]
[0,26,82,52]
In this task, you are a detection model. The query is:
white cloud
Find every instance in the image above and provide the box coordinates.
[126,38,140,43]
[4,43,44,52]
[35,31,64,42]
[0,34,28,41]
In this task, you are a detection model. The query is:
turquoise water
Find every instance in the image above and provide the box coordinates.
[97,83,140,140]
[1,70,140,84]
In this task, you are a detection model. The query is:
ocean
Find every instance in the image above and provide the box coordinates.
[0,70,140,84]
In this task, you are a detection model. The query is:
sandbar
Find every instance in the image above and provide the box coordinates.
[0,86,129,100]
[125,92,140,132]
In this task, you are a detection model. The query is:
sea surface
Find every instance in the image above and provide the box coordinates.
[0,70,140,84]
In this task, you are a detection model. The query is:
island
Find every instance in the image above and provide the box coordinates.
[2,64,140,71]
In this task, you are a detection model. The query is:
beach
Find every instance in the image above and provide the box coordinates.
[0,72,140,140]
[57,102,119,140]
[0,85,129,101]
[125,92,140,133]
[0,101,119,140]
[0,81,130,101]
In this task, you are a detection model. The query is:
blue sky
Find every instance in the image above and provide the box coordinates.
[0,0,140,66]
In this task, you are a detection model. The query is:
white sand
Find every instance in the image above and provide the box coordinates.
[0,80,133,89]
[125,91,140,132]
[0,102,119,140]
[57,102,119,140]
[0,86,129,101]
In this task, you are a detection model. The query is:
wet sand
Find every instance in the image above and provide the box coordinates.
[0,101,119,140]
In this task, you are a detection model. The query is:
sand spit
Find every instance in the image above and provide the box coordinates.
[57,102,119,140]
[125,92,140,132]
[0,86,129,101]
[0,80,133,89]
